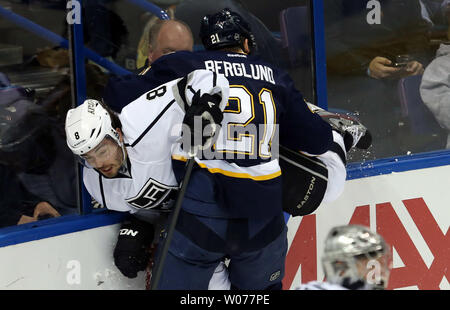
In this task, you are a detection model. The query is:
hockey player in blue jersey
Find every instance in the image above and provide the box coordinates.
[102,8,372,289]
[143,8,361,290]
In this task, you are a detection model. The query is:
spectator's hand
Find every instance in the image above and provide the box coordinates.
[368,57,404,79]
[368,57,423,79]
[113,216,154,278]
[17,202,61,225]
[404,61,424,76]
[36,47,69,68]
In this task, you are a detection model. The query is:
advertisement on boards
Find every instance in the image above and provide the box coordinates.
[284,165,450,290]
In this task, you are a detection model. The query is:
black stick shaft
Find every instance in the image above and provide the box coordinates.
[151,158,195,290]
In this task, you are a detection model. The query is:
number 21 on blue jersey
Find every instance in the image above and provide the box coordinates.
[214,85,276,159]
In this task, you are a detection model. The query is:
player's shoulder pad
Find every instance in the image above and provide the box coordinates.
[151,50,198,66]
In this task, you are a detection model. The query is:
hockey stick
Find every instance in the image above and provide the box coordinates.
[150,157,196,290]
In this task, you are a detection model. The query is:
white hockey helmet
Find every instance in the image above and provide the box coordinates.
[321,225,391,290]
[65,99,121,156]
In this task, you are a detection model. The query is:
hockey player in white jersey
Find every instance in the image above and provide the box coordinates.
[65,69,229,283]
[297,225,392,290]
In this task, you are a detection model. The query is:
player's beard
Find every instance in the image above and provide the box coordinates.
[99,146,125,178]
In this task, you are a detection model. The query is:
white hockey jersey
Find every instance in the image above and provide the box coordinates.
[82,69,229,218]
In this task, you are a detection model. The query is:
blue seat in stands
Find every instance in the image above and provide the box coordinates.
[397,74,442,135]
[279,6,311,68]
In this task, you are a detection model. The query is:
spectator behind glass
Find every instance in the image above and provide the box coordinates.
[40,64,109,122]
[0,76,71,226]
[420,42,450,148]
[33,1,129,73]
[0,163,59,227]
[103,19,194,113]
[324,0,448,160]
[138,19,194,74]
[104,0,286,114]
[136,4,175,70]
[83,2,129,61]
[444,0,450,39]
[0,65,109,227]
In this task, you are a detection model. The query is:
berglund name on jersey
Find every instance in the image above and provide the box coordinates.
[204,60,275,85]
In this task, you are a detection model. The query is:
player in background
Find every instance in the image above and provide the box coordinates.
[141,19,193,74]
[105,19,194,113]
[297,225,392,290]
[65,69,228,285]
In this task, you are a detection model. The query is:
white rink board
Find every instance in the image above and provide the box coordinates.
[0,165,448,290]
[0,224,147,289]
[284,164,450,290]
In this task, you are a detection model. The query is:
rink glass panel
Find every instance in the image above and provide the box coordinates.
[0,0,320,237]
[0,0,81,229]
[90,0,317,103]
[324,0,449,163]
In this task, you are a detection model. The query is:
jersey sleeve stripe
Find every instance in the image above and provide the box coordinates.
[99,174,107,209]
[172,154,281,181]
[130,99,175,147]
[176,76,188,110]
[212,71,217,87]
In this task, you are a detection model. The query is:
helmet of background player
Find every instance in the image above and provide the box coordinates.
[199,8,256,52]
[321,225,392,290]
[0,90,55,174]
[65,99,122,157]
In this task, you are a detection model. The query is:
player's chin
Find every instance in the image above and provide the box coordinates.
[100,166,118,178]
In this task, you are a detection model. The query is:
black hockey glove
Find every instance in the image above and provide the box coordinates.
[113,216,155,278]
[182,91,223,156]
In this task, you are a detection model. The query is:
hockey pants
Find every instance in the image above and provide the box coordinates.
[153,207,287,290]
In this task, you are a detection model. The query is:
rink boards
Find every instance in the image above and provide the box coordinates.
[284,164,450,290]
[0,164,449,289]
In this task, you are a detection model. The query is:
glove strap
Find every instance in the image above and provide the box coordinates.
[176,76,189,111]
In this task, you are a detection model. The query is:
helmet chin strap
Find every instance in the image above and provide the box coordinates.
[110,129,128,171]
[119,141,127,168]
[117,141,133,177]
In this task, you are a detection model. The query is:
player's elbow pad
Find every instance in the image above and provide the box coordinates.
[279,145,328,217]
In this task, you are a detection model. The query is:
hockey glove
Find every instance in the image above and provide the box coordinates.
[113,216,155,278]
[306,102,372,151]
[182,91,223,156]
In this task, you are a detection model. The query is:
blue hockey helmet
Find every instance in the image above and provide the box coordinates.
[199,8,256,51]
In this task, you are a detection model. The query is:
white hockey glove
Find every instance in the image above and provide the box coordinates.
[306,102,372,151]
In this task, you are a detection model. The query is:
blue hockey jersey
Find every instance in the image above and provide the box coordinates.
[104,50,332,218]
